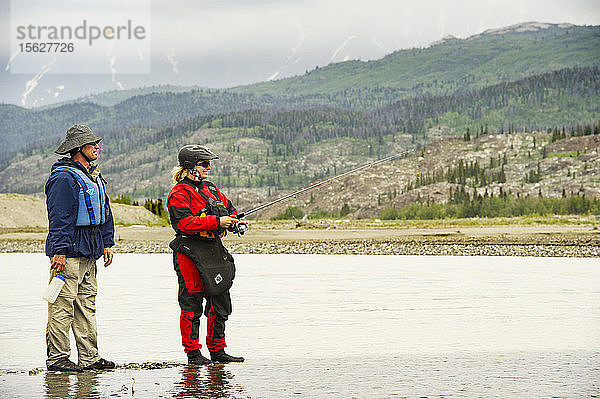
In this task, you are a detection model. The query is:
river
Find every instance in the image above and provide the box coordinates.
[0,253,598,398]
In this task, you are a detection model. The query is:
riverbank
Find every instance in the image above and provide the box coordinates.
[2,223,599,257]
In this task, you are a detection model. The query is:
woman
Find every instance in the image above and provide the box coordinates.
[166,144,246,365]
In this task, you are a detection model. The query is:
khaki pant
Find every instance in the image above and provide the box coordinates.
[46,257,101,368]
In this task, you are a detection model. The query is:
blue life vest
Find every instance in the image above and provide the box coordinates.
[52,166,108,226]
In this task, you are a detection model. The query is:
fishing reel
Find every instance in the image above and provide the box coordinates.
[232,222,247,237]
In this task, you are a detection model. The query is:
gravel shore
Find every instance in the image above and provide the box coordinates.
[2,233,599,257]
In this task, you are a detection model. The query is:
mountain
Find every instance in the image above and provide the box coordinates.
[1,23,598,164]
[0,22,598,218]
[0,66,598,208]
[232,23,599,97]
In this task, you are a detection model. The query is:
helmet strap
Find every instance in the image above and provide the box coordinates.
[189,168,202,180]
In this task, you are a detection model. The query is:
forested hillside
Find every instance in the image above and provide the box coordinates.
[1,66,598,208]
[256,129,600,220]
[0,91,288,165]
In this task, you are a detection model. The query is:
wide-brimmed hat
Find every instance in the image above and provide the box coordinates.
[55,124,101,155]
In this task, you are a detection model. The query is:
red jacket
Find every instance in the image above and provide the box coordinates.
[167,177,237,237]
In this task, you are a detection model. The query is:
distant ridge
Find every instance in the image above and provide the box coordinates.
[478,21,575,36]
[38,84,202,109]
[233,23,599,97]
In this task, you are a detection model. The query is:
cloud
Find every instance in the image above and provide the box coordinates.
[21,58,56,106]
[54,85,65,98]
[107,42,124,90]
[166,48,180,74]
[371,36,387,53]
[329,35,357,63]
[5,49,19,72]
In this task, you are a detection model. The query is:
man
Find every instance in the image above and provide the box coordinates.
[45,124,115,372]
[167,144,246,365]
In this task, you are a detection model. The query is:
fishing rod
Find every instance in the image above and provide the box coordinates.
[235,149,414,225]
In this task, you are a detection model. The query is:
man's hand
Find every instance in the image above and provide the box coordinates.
[104,247,113,267]
[50,254,67,272]
[219,216,238,229]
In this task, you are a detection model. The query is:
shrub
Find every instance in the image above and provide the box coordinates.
[340,203,351,217]
[271,206,305,220]
[113,194,131,205]
[309,208,338,219]
[380,206,399,220]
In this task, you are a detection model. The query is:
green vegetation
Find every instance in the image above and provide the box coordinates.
[380,206,400,220]
[380,191,600,220]
[308,208,340,219]
[404,157,508,192]
[272,203,359,220]
[143,198,167,219]
[548,151,579,158]
[524,163,542,184]
[272,206,305,220]
[112,193,139,205]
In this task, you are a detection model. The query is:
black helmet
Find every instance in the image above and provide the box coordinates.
[178,145,219,169]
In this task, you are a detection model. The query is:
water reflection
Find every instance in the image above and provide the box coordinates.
[42,364,247,399]
[45,371,100,399]
[172,364,246,398]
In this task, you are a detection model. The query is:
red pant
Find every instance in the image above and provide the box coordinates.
[174,252,227,353]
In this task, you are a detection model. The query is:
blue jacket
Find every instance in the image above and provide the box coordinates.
[45,158,115,260]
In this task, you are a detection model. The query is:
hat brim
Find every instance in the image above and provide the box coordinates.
[55,137,101,155]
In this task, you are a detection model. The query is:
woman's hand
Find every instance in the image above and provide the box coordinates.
[219,216,238,229]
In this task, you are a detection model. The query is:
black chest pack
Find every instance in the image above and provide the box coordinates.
[184,180,230,238]
[169,180,236,296]
[200,181,229,214]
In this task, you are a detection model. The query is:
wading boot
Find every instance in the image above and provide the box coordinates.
[47,357,83,372]
[83,358,116,370]
[187,350,213,366]
[210,350,244,363]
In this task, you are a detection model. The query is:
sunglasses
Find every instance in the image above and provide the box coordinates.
[196,161,211,168]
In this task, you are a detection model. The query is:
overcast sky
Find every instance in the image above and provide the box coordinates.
[1,0,599,106]
[149,0,600,56]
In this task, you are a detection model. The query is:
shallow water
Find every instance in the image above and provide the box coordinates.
[0,253,598,398]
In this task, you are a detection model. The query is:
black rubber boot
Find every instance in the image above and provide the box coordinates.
[187,350,213,366]
[210,350,244,363]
